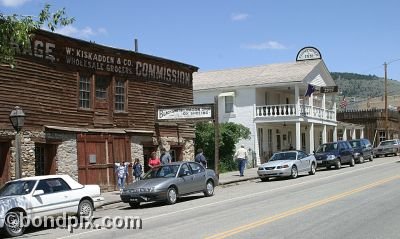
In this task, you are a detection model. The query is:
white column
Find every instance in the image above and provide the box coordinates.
[333,126,337,141]
[333,102,337,121]
[360,129,364,138]
[296,122,301,150]
[309,92,313,117]
[322,125,327,143]
[352,128,356,139]
[295,84,300,116]
[322,93,326,118]
[343,128,347,140]
[309,123,315,153]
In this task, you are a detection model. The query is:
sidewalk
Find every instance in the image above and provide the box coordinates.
[101,167,259,206]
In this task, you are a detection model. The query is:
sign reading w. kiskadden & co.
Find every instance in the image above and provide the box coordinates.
[156,104,214,121]
[12,30,196,87]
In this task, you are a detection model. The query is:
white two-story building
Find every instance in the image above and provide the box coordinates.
[194,56,342,165]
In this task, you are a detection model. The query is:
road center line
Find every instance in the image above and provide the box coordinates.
[205,175,400,239]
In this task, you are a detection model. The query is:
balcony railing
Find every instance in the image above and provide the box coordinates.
[255,104,336,121]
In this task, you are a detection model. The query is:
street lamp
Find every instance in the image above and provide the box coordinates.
[9,106,25,179]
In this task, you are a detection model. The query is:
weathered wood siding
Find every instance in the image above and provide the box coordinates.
[0,30,197,137]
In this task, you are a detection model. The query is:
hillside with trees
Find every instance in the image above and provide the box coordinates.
[331,72,400,100]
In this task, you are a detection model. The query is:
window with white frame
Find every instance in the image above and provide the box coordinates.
[115,79,126,112]
[79,75,91,109]
[224,96,234,113]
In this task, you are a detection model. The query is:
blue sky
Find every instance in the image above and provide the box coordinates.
[2,0,400,79]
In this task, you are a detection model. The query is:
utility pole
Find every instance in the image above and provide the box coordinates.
[214,96,219,178]
[384,62,388,139]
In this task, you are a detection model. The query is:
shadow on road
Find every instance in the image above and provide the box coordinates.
[120,195,205,210]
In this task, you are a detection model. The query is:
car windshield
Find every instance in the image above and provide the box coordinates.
[316,143,337,153]
[379,140,395,146]
[349,141,361,148]
[143,165,180,179]
[269,152,297,161]
[0,180,37,197]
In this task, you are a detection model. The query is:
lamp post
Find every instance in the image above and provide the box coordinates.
[9,106,25,179]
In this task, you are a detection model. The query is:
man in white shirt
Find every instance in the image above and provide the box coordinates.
[234,145,248,177]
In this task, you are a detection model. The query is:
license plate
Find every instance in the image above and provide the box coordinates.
[130,198,138,202]
[317,160,322,164]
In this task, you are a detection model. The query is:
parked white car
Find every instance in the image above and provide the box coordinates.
[0,175,104,237]
[257,150,317,181]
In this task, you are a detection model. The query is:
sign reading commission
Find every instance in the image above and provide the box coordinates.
[157,104,214,121]
[296,47,322,61]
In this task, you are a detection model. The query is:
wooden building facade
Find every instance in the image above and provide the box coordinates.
[337,109,400,147]
[0,30,198,190]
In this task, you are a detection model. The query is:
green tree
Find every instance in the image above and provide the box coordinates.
[195,122,251,172]
[0,4,74,67]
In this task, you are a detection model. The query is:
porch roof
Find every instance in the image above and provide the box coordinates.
[194,59,335,90]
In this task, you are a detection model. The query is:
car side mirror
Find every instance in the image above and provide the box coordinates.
[33,189,44,196]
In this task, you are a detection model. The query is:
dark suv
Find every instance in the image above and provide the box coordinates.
[314,141,355,169]
[348,138,373,163]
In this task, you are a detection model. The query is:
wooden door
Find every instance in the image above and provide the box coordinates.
[112,136,132,186]
[94,75,112,126]
[0,142,11,186]
[77,134,131,192]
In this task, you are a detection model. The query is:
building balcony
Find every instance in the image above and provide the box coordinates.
[255,104,336,121]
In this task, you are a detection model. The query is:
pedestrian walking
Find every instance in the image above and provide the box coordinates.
[234,145,248,177]
[148,151,161,169]
[160,148,172,165]
[115,161,128,192]
[132,158,142,182]
[195,148,207,168]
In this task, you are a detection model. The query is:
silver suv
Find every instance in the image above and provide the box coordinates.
[373,139,400,157]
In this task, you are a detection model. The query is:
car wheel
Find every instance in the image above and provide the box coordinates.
[369,155,373,161]
[309,163,316,175]
[3,211,25,237]
[260,177,269,182]
[129,202,140,208]
[204,180,215,197]
[166,187,178,205]
[77,199,94,220]
[335,159,341,169]
[350,157,355,167]
[290,166,298,179]
[359,155,365,164]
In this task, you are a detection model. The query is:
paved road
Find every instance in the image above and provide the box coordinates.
[14,156,400,239]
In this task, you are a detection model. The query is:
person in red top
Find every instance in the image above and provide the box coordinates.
[148,151,161,169]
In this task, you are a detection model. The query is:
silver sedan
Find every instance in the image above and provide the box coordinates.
[257,150,317,181]
[120,162,218,208]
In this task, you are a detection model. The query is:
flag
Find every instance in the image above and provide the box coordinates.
[304,84,315,97]
[340,96,348,108]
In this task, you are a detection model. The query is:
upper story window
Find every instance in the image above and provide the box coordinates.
[95,76,110,100]
[225,96,234,113]
[79,75,91,109]
[115,79,126,112]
